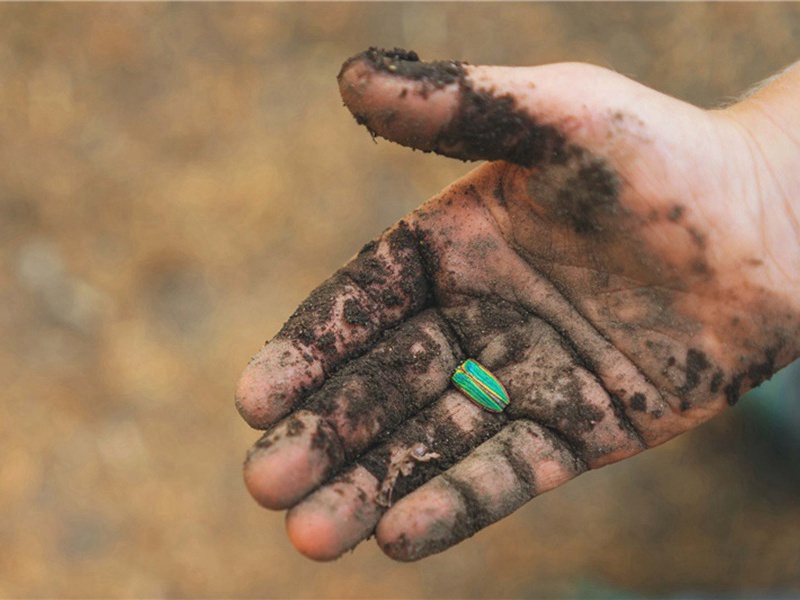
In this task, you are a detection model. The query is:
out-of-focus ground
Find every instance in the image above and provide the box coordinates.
[1,3,800,598]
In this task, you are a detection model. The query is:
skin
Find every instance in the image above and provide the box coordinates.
[236,51,800,562]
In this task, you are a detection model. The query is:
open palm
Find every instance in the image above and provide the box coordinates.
[236,49,800,561]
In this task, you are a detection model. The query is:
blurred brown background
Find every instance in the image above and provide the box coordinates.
[2,3,800,598]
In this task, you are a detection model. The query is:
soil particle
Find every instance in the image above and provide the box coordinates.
[497,436,537,498]
[724,372,747,406]
[309,419,345,466]
[688,226,706,248]
[630,392,647,412]
[343,47,465,93]
[555,375,606,435]
[493,178,507,207]
[380,289,403,307]
[554,161,621,235]
[465,237,499,262]
[691,258,711,276]
[358,240,378,256]
[414,227,443,284]
[251,431,277,453]
[590,269,612,291]
[710,369,724,393]
[667,205,685,222]
[502,317,647,461]
[347,256,389,288]
[277,279,340,341]
[678,348,711,394]
[497,327,533,367]
[725,344,782,406]
[607,392,646,446]
[343,298,371,326]
[519,150,627,242]
[275,218,433,390]
[285,416,306,437]
[507,362,608,464]
[747,345,779,384]
[316,331,337,355]
[381,532,414,560]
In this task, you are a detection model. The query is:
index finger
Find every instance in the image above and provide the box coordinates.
[236,220,429,428]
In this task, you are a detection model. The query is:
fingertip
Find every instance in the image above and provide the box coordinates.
[236,340,324,429]
[375,511,419,562]
[244,447,315,511]
[286,506,348,562]
[244,411,343,510]
[376,487,455,562]
[243,446,302,510]
[286,468,383,560]
[338,48,460,151]
[235,367,277,429]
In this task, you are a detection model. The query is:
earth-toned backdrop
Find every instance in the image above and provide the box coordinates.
[2,3,799,598]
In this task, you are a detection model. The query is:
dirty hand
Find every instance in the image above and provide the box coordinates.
[236,49,800,561]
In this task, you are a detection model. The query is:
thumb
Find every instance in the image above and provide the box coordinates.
[337,48,687,167]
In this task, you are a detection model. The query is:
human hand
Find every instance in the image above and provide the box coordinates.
[236,49,800,561]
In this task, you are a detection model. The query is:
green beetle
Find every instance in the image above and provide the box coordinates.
[451,359,510,413]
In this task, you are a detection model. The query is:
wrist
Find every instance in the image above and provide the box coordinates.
[715,62,800,304]
[725,60,800,155]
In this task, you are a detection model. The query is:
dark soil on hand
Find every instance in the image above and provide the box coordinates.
[340,47,569,167]
[341,47,465,90]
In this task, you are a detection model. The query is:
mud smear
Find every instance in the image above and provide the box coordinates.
[629,392,647,412]
[501,184,794,426]
[383,421,583,561]
[277,278,341,349]
[725,343,781,406]
[557,162,621,235]
[436,87,566,167]
[309,419,346,472]
[285,415,307,437]
[341,47,465,95]
[343,298,371,326]
[678,348,711,395]
[271,220,432,413]
[341,47,567,168]
[503,329,643,464]
[667,204,685,222]
[358,406,505,507]
[442,296,531,360]
[496,436,537,497]
[342,222,431,320]
[305,310,460,460]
